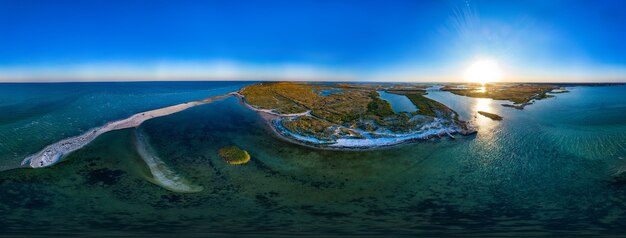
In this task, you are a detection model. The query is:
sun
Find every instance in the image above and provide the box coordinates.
[464,59,502,85]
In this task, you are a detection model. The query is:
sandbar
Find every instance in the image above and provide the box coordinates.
[22,93,234,168]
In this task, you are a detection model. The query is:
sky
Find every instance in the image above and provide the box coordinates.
[1,0,625,82]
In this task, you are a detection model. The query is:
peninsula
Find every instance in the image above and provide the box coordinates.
[239,82,475,148]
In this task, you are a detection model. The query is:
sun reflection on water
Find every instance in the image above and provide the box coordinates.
[472,97,497,137]
[474,98,492,113]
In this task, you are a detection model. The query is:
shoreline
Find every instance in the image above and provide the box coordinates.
[24,88,477,169]
[22,93,234,168]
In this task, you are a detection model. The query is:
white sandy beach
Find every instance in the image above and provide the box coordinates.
[22,93,234,168]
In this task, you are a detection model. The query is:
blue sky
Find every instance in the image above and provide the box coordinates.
[1,0,625,82]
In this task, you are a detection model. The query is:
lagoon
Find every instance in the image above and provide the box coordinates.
[377,90,418,113]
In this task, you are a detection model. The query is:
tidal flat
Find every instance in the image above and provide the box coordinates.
[2,82,626,236]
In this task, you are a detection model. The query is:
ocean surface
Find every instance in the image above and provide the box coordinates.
[1,82,626,236]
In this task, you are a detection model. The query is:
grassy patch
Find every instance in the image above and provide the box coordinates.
[218,146,251,165]
[366,91,395,118]
[240,82,311,114]
[241,82,378,125]
[281,116,336,140]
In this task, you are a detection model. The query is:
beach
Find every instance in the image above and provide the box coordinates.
[22,93,234,168]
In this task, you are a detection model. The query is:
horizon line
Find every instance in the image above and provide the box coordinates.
[1,77,624,84]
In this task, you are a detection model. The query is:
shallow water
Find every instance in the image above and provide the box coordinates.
[1,83,626,236]
[0,82,250,170]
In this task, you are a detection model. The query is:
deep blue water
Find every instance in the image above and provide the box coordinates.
[1,82,626,236]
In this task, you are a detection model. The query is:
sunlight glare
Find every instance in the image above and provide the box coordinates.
[464,59,502,85]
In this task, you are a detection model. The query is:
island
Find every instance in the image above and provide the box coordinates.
[238,82,475,149]
[441,83,566,109]
[218,146,251,165]
[477,111,503,121]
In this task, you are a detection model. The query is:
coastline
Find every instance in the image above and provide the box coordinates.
[22,93,234,168]
[24,87,477,170]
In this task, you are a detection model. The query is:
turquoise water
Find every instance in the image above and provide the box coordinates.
[1,83,626,236]
[377,90,418,113]
[0,82,250,171]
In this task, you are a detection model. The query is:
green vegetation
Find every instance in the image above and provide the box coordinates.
[477,111,503,121]
[239,82,311,114]
[441,83,561,105]
[281,116,337,140]
[218,146,251,165]
[240,82,467,140]
[241,82,372,124]
[241,82,437,126]
[366,91,395,118]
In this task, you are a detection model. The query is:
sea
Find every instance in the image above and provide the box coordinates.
[1,81,626,236]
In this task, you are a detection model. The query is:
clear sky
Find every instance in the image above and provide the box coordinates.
[1,0,625,82]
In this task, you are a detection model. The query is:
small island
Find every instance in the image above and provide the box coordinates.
[218,146,251,165]
[477,111,503,121]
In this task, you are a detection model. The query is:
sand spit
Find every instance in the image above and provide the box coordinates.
[135,130,203,193]
[22,93,234,168]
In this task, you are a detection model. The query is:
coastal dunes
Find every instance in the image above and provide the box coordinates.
[22,93,234,168]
